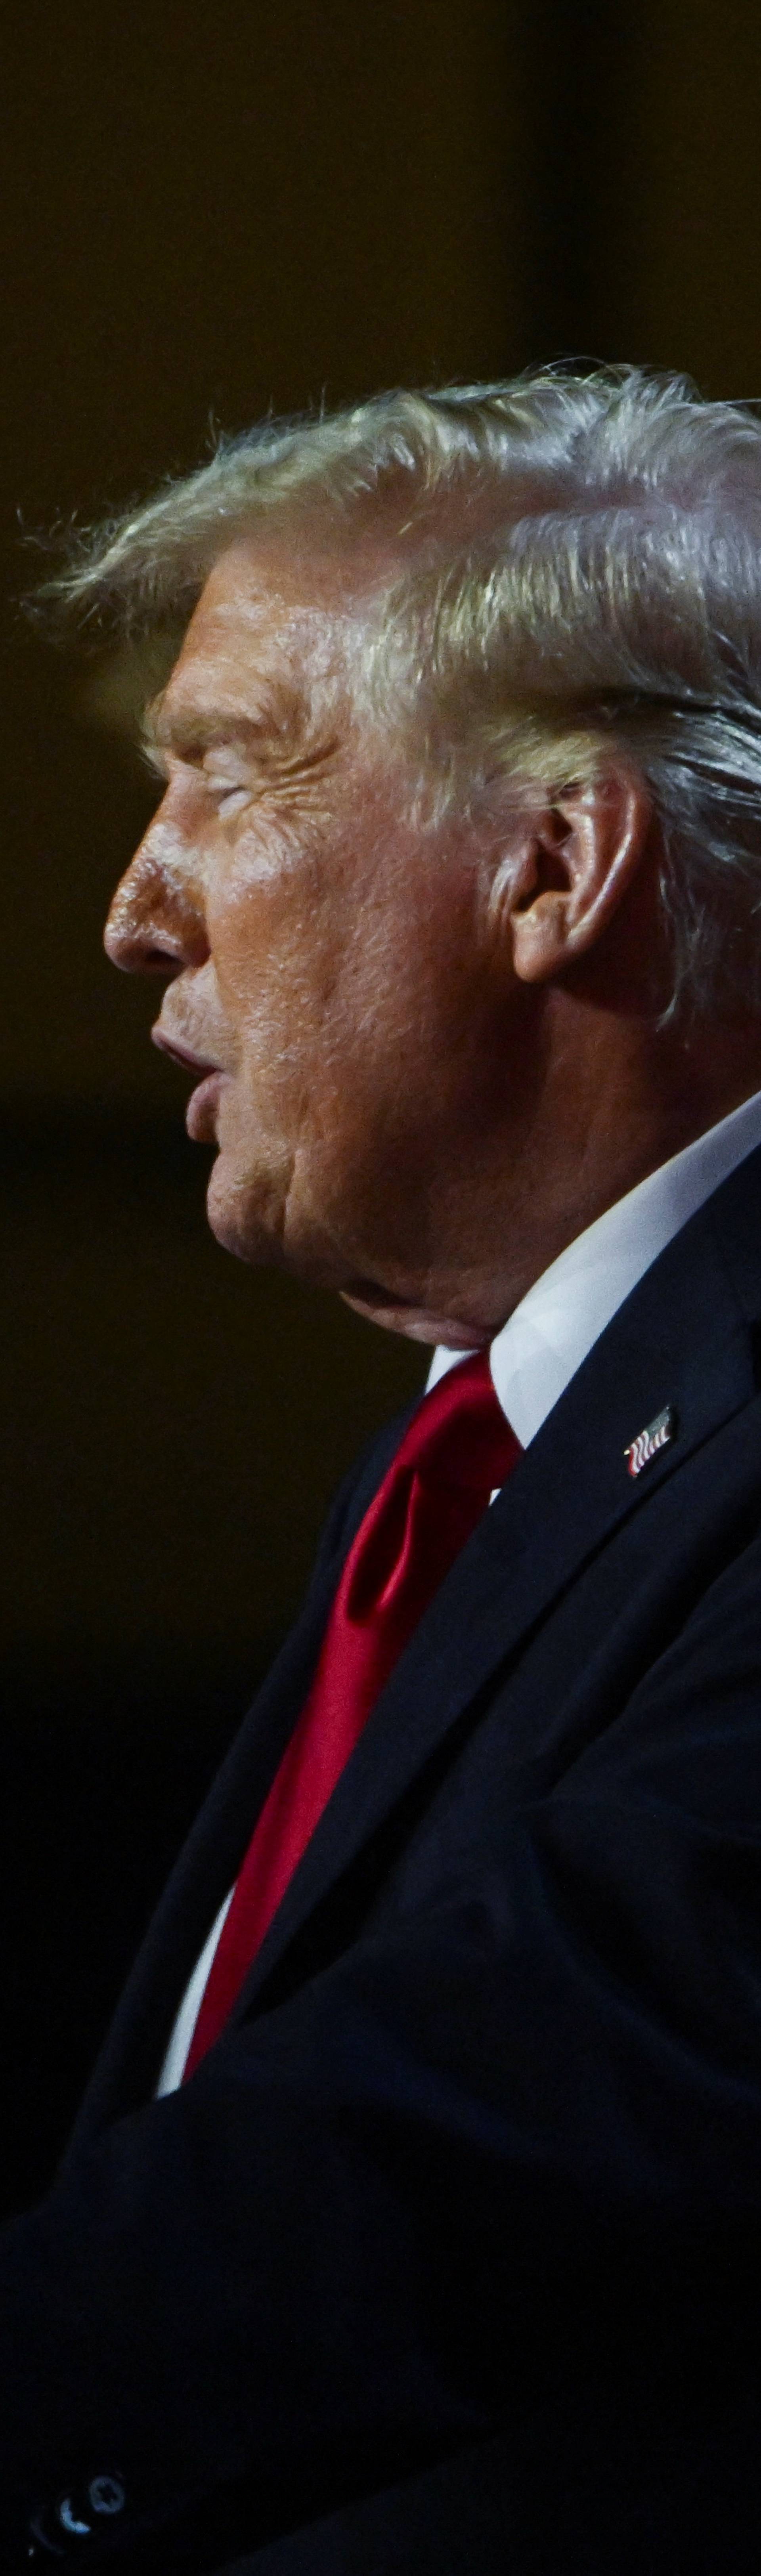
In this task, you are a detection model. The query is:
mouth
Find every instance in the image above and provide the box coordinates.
[152,1027,230,1143]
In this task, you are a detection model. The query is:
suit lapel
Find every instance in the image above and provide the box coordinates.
[228,1171,760,2014]
[63,1554,346,2140]
[68,1146,761,2136]
[64,1399,422,2144]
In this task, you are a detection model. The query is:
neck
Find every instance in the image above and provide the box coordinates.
[347,1004,761,1350]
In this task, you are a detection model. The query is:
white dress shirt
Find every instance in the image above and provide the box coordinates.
[427,1086,761,1444]
[156,1085,761,2095]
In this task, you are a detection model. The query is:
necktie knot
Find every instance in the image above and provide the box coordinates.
[394,1349,521,1494]
[342,1351,519,1627]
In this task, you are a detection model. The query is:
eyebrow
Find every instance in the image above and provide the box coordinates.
[141,695,285,762]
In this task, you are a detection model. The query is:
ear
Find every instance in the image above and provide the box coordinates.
[497,765,655,986]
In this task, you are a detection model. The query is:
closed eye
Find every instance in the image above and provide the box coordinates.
[204,778,251,818]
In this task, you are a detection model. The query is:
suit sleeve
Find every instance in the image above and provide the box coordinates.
[3,1525,761,2565]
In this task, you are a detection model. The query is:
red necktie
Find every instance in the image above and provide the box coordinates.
[184,1351,521,2077]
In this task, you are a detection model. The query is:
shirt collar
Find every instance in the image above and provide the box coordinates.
[426,1087,761,1447]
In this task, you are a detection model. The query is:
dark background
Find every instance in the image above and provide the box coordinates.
[3,0,761,2210]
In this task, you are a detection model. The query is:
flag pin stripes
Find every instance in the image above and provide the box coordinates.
[624,1405,677,1479]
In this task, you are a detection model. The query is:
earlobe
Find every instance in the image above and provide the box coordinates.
[511,885,571,984]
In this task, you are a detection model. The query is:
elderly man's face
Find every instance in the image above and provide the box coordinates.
[105,533,531,1345]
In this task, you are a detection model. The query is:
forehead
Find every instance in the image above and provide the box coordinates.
[152,550,320,741]
[156,525,392,745]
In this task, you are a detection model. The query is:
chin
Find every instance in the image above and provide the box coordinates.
[339,1291,485,1348]
[205,1158,288,1269]
[205,1152,488,1345]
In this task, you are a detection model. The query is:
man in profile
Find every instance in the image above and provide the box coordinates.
[4,367,761,2570]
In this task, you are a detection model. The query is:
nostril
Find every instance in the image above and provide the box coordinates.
[103,857,208,975]
[103,908,187,973]
[105,940,182,978]
[141,946,184,977]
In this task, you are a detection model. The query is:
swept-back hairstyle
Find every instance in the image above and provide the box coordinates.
[42,367,761,1017]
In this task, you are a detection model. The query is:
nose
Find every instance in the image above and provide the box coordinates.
[104,821,208,977]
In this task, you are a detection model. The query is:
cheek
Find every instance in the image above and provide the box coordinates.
[327,894,475,1099]
[208,869,343,1125]
[227,806,358,979]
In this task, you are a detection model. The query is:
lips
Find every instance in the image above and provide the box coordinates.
[152,1026,230,1143]
[185,1069,228,1143]
[152,1030,222,1079]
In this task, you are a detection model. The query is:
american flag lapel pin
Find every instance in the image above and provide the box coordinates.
[623,1404,677,1479]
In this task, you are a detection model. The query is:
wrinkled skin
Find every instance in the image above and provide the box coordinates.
[105,526,761,1345]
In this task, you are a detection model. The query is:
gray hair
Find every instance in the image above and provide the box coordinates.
[42,367,761,1019]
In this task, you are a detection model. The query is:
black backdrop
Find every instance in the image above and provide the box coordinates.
[4,0,761,2211]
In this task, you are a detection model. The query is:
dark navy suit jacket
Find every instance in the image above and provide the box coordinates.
[6,1146,761,2572]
